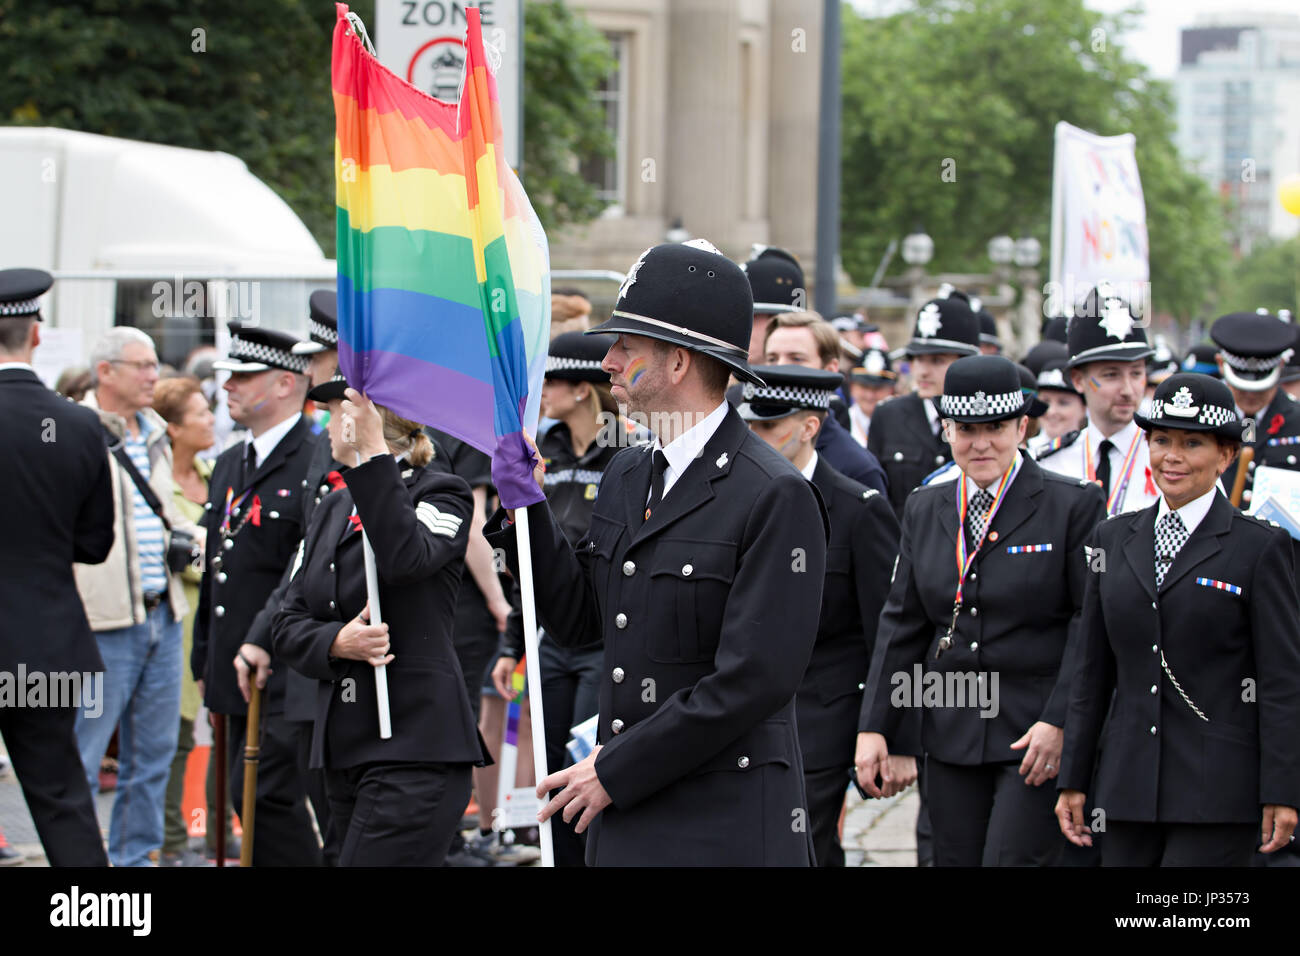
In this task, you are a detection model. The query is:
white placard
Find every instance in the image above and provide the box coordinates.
[32,326,84,389]
[374,0,521,170]
[1247,465,1300,540]
[1048,122,1149,315]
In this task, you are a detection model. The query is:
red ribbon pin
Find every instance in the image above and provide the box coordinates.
[248,494,262,527]
[1268,414,1284,436]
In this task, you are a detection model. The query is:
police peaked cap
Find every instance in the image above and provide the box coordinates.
[1135,373,1243,441]
[742,246,805,315]
[848,347,896,386]
[1022,339,1069,377]
[1181,343,1221,379]
[1066,284,1153,368]
[293,290,339,355]
[1041,315,1069,345]
[1210,311,1296,392]
[0,268,53,320]
[1036,357,1082,396]
[545,331,614,384]
[737,365,843,421]
[933,354,1032,423]
[589,240,764,386]
[213,322,309,374]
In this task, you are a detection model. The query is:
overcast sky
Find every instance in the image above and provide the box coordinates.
[848,0,1300,78]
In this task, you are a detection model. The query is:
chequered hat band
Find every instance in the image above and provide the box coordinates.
[310,318,339,346]
[230,335,308,373]
[939,388,1023,418]
[0,297,40,317]
[743,383,833,409]
[1220,348,1287,373]
[1150,398,1236,427]
[546,356,604,373]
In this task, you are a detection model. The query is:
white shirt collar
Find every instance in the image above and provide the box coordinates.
[0,362,35,372]
[799,450,819,481]
[963,449,1024,497]
[247,412,302,470]
[1156,485,1219,538]
[652,401,730,499]
[923,396,940,431]
[1085,417,1140,462]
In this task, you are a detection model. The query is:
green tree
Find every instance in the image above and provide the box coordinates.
[0,0,613,256]
[841,0,1230,320]
[1217,238,1299,316]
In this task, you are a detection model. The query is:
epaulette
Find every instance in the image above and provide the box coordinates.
[859,488,879,501]
[1241,512,1282,529]
[921,461,957,485]
[1034,429,1079,461]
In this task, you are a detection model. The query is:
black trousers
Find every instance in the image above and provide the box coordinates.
[926,757,1063,866]
[227,711,322,866]
[325,761,472,866]
[1104,821,1258,867]
[804,765,849,867]
[0,704,107,866]
[540,637,601,867]
[290,718,339,866]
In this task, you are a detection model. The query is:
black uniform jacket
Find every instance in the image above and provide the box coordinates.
[273,455,488,770]
[815,413,888,496]
[1059,493,1300,823]
[0,368,113,674]
[244,429,341,723]
[860,455,1105,764]
[192,414,316,716]
[487,407,829,866]
[868,393,952,518]
[1223,390,1300,507]
[797,456,900,771]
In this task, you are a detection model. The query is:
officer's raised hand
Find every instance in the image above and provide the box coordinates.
[537,746,611,834]
[505,429,545,521]
[339,388,387,460]
[330,601,393,667]
[234,644,272,704]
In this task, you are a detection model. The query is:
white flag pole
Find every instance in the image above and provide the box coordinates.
[514,505,554,867]
[355,450,393,740]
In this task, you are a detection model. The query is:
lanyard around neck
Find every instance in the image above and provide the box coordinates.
[1084,428,1142,515]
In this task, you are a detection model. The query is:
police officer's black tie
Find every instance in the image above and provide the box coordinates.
[1154,510,1189,588]
[644,450,669,523]
[1096,439,1113,499]
[967,488,993,545]
[242,442,256,488]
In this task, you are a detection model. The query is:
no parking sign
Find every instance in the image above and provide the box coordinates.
[375,0,522,169]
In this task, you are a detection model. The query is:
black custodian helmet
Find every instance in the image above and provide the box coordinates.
[588,240,763,385]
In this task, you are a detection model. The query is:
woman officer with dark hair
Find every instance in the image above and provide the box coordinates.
[856,354,1105,866]
[273,379,489,866]
[1057,372,1300,865]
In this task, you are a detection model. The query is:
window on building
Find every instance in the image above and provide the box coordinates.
[580,32,628,214]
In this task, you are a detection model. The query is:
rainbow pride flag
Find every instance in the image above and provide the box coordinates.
[332,3,549,507]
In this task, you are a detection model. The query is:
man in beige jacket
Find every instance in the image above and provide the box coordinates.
[74,327,197,867]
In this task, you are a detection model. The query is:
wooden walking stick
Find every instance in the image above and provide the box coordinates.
[213,712,227,867]
[1230,446,1255,508]
[240,683,263,867]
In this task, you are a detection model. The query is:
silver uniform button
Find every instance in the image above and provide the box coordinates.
[857,682,865,690]
[269,510,280,519]
[1151,602,1156,610]
[893,452,904,461]
[682,564,693,577]
[737,756,750,769]
[1150,684,1157,694]
[969,607,978,616]
[969,642,978,652]
[223,538,234,551]
[615,613,628,629]
[217,572,227,584]
[215,605,225,618]
[1150,725,1157,735]
[611,718,625,734]
[329,562,335,573]
[329,600,336,610]
[935,455,944,465]
[622,560,635,577]
[612,667,625,684]
[1248,460,1256,471]
[1290,456,1298,465]
[1152,644,1158,653]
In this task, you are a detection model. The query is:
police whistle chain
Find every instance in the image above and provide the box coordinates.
[938,455,1021,659]
[1229,446,1254,509]
[343,413,393,740]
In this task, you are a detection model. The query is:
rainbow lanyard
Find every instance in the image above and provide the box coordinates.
[937,454,1021,656]
[220,485,254,534]
[1083,429,1142,516]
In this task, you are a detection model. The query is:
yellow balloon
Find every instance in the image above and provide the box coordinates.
[1281,174,1300,217]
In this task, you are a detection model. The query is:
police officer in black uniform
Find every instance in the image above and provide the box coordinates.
[0,269,113,866]
[193,323,322,866]
[1058,373,1300,865]
[741,245,804,366]
[738,365,900,866]
[1209,311,1300,508]
[858,355,1106,866]
[486,240,828,866]
[868,296,981,518]
[239,290,346,864]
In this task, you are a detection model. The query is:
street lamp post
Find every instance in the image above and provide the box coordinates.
[1013,236,1042,355]
[901,228,934,317]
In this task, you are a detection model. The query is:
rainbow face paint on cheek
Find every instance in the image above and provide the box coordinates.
[1089,377,1101,391]
[626,357,649,386]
